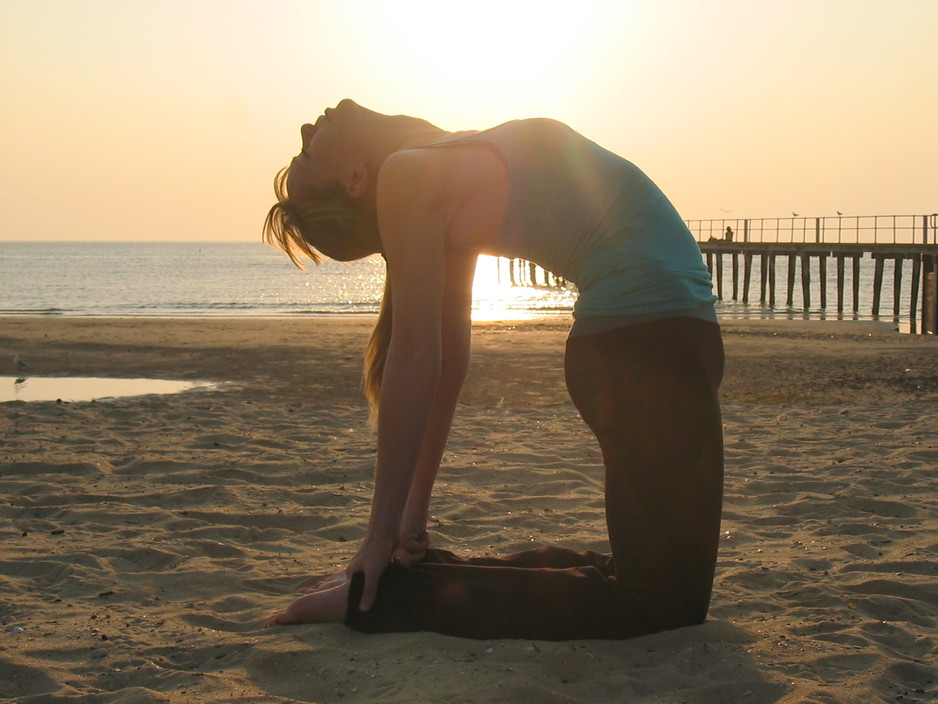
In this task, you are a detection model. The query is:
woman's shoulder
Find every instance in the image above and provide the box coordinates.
[375,150,454,224]
[376,142,508,253]
[379,141,505,199]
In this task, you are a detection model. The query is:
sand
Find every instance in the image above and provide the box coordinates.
[0,315,936,704]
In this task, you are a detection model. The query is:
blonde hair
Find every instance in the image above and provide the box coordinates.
[263,164,389,422]
[263,166,382,266]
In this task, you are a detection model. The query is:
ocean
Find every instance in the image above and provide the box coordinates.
[0,241,575,319]
[0,241,918,329]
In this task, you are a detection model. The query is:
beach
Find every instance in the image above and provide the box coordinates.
[1,316,936,703]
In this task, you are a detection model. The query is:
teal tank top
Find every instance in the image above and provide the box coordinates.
[427,119,716,323]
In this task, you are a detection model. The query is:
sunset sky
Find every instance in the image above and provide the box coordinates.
[1,0,936,242]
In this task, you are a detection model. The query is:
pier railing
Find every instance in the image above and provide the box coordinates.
[686,213,937,246]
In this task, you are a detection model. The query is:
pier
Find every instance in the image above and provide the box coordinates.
[690,214,938,334]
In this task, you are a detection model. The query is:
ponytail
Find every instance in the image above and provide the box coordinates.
[363,265,392,426]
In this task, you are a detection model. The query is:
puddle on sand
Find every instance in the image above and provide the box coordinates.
[1,376,218,403]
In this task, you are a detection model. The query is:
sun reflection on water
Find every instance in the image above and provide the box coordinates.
[471,256,576,321]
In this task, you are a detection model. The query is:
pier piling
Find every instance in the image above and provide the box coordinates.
[925,257,937,334]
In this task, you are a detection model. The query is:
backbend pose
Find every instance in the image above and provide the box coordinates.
[263,100,724,640]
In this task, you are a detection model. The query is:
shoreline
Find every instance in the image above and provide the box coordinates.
[1,315,936,702]
[0,312,913,333]
[3,314,936,407]
[0,309,913,330]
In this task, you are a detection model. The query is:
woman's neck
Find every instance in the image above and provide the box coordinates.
[397,126,451,149]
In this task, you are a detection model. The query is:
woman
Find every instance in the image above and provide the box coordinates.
[263,100,724,640]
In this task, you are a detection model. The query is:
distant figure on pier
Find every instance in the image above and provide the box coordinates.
[707,226,734,243]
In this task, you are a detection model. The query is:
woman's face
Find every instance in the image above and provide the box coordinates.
[287,99,376,198]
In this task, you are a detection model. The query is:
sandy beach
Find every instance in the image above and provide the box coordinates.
[1,315,936,703]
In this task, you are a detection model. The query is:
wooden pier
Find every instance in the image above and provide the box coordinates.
[698,242,938,334]
[691,214,938,334]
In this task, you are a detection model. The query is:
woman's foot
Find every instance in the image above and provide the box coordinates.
[296,571,347,595]
[264,581,349,627]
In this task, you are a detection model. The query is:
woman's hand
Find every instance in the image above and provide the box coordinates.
[393,527,430,566]
[345,530,396,612]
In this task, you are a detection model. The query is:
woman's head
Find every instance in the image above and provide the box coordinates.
[263,101,385,266]
[264,100,443,267]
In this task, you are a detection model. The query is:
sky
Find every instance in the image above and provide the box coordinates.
[1,0,936,242]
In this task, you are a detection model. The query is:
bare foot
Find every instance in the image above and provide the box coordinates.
[296,571,348,595]
[264,581,349,628]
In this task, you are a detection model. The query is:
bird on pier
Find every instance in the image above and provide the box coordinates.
[792,212,799,217]
[837,211,843,216]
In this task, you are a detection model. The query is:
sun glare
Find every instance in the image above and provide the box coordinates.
[350,1,614,123]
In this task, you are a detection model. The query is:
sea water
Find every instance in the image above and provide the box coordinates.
[0,241,576,319]
[0,241,917,328]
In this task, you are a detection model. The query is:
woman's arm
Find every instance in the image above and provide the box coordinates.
[346,149,476,611]
[394,249,476,564]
